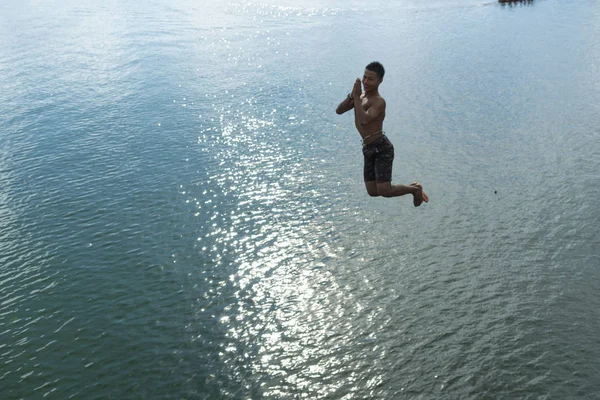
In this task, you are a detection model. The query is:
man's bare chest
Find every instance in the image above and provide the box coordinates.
[360,98,375,111]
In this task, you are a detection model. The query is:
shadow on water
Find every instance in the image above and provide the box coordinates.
[499,0,535,7]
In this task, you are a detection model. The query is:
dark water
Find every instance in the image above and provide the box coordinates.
[1,0,599,398]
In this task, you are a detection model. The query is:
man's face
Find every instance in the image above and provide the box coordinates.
[362,69,382,92]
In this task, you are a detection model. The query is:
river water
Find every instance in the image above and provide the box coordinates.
[1,0,599,398]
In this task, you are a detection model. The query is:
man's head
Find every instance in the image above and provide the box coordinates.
[363,61,385,93]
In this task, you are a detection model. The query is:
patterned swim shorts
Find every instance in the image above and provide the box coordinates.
[362,136,394,183]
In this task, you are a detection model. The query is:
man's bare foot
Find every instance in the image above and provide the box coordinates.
[411,182,429,207]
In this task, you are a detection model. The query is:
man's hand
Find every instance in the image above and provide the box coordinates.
[352,78,362,99]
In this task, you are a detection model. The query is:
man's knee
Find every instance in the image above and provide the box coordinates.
[365,181,379,197]
[366,186,380,196]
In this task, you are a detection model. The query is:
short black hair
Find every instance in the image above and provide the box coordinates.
[366,61,385,80]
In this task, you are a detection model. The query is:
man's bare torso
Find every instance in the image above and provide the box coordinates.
[355,94,386,138]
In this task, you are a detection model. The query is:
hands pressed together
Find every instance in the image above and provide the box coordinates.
[351,78,362,100]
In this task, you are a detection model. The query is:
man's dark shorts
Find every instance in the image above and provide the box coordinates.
[362,136,394,183]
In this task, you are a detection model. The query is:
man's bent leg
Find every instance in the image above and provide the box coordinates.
[377,181,429,207]
[376,181,418,198]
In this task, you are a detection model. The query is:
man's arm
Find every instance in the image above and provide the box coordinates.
[353,97,385,126]
[336,94,355,115]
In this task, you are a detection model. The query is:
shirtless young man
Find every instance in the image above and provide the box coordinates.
[336,61,429,207]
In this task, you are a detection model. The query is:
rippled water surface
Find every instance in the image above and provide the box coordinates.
[1,0,600,398]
